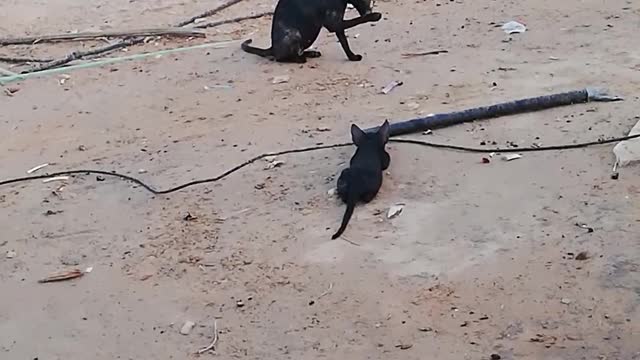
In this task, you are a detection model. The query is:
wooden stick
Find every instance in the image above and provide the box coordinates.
[194,12,273,29]
[22,37,145,74]
[0,55,54,63]
[176,0,245,27]
[0,28,204,46]
[17,0,249,72]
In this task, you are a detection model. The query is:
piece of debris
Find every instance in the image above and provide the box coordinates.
[27,163,49,174]
[43,176,69,183]
[317,282,333,300]
[565,334,584,341]
[265,159,285,169]
[482,157,491,164]
[381,80,403,94]
[502,154,522,161]
[96,175,105,182]
[401,49,448,57]
[418,327,433,332]
[575,251,590,261]
[183,212,198,221]
[491,354,502,360]
[236,299,245,308]
[38,269,84,283]
[530,333,557,346]
[316,126,331,132]
[422,130,433,135]
[44,209,63,216]
[139,273,153,281]
[575,223,594,233]
[77,144,87,151]
[501,21,527,34]
[58,74,71,85]
[204,84,233,90]
[196,320,219,354]
[560,298,572,305]
[328,187,337,196]
[613,118,640,167]
[395,344,413,350]
[3,87,20,96]
[271,75,290,84]
[85,266,93,273]
[387,204,404,219]
[180,321,196,335]
[6,250,17,259]
[138,169,147,174]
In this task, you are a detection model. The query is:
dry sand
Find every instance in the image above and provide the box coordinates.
[1,0,639,359]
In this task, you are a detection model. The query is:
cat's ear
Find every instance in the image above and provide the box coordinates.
[351,124,366,146]
[377,120,390,144]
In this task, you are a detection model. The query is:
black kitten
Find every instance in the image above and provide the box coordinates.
[332,120,390,239]
[241,0,382,63]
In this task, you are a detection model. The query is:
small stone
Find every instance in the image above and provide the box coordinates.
[418,327,433,332]
[236,299,245,308]
[491,354,501,360]
[6,250,17,259]
[561,298,572,305]
[180,321,196,335]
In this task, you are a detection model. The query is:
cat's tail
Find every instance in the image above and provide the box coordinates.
[241,39,273,58]
[332,185,357,240]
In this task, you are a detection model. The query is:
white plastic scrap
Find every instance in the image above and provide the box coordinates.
[501,21,527,34]
[387,204,404,219]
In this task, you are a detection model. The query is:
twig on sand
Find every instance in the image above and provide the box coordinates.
[341,236,361,246]
[197,320,219,354]
[177,0,246,27]
[0,55,54,63]
[0,28,205,46]
[317,282,334,300]
[194,12,273,29]
[18,0,250,72]
[401,49,449,58]
[22,37,145,73]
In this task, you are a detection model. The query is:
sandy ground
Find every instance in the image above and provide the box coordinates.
[1,0,640,359]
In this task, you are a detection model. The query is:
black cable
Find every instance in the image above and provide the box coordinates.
[1,133,637,195]
[0,142,351,195]
[388,132,640,153]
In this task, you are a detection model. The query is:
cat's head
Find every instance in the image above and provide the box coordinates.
[351,120,389,147]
